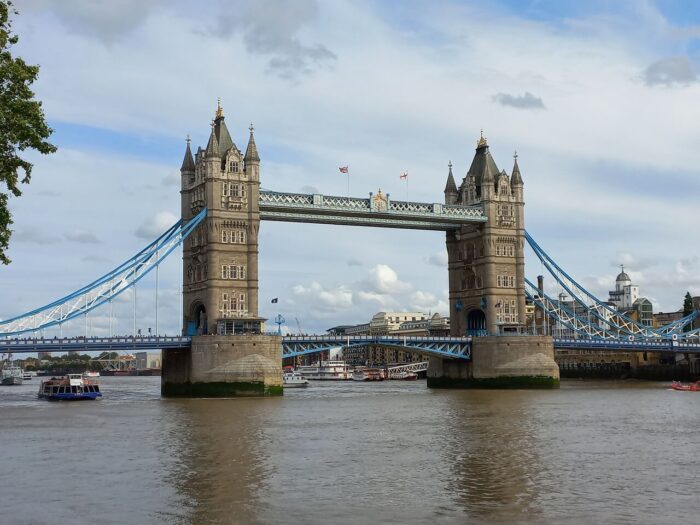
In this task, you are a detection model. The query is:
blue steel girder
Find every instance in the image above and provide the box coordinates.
[553,337,700,354]
[281,335,472,360]
[259,190,486,230]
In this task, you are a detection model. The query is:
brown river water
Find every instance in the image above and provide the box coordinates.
[1,377,698,524]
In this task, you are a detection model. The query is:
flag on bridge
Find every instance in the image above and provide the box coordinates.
[271,298,278,303]
[339,166,348,173]
[400,171,408,180]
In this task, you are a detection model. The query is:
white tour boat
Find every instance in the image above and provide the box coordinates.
[296,360,351,380]
[283,370,309,388]
[2,365,23,386]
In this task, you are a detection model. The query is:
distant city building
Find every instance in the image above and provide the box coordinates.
[653,310,683,327]
[608,266,639,310]
[320,311,450,366]
[37,351,52,360]
[134,351,161,370]
[369,312,427,335]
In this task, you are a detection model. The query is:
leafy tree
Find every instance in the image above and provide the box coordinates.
[683,292,694,332]
[0,1,56,264]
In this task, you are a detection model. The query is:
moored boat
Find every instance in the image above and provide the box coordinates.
[2,365,23,386]
[670,381,700,392]
[296,360,351,380]
[38,374,102,400]
[283,370,309,388]
[351,369,369,381]
[83,371,100,379]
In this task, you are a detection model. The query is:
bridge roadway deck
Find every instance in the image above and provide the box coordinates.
[2,335,699,355]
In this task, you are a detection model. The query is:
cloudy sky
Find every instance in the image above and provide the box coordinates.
[2,0,700,336]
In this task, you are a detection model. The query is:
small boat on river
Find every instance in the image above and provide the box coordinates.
[283,370,309,388]
[670,381,700,391]
[2,365,23,386]
[296,360,351,380]
[38,374,102,400]
[351,368,384,381]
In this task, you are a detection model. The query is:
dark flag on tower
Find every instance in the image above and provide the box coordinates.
[338,166,348,173]
[271,298,278,303]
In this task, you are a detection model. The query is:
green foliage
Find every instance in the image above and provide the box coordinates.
[683,292,693,315]
[683,292,694,332]
[0,1,56,264]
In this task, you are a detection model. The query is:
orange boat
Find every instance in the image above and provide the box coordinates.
[670,381,700,391]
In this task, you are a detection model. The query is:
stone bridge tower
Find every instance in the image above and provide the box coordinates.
[180,101,262,336]
[163,102,281,398]
[444,133,526,336]
[429,132,558,389]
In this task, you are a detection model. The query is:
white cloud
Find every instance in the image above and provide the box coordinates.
[135,212,178,240]
[292,281,353,310]
[65,230,100,244]
[364,264,412,294]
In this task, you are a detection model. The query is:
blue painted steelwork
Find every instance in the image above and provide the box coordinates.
[0,209,207,337]
[553,337,700,353]
[525,231,699,339]
[0,336,192,354]
[259,190,486,230]
[281,335,472,360]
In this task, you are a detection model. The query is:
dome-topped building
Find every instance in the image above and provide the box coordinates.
[608,265,639,310]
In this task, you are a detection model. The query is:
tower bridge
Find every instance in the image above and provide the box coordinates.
[2,102,699,395]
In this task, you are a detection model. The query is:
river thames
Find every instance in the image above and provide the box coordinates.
[1,377,698,524]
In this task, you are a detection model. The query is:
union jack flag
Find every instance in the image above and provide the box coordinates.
[339,166,348,173]
[400,172,408,180]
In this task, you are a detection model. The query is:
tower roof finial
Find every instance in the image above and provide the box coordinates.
[514,150,518,160]
[249,122,255,134]
[186,134,191,145]
[477,129,488,148]
[216,97,224,119]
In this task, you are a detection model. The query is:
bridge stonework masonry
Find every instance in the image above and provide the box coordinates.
[162,106,559,396]
[433,134,558,388]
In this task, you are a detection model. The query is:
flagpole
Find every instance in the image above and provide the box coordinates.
[347,171,349,197]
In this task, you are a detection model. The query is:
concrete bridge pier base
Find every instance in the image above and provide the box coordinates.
[427,335,559,389]
[162,334,283,397]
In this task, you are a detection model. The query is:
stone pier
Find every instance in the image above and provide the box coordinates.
[162,334,283,397]
[427,335,559,389]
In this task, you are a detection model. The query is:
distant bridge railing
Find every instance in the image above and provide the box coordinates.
[553,337,700,353]
[281,334,472,360]
[0,336,192,354]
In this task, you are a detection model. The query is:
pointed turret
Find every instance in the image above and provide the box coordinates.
[466,130,499,187]
[205,121,219,158]
[444,161,458,204]
[213,99,235,156]
[180,135,195,173]
[244,123,260,163]
[511,151,523,187]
